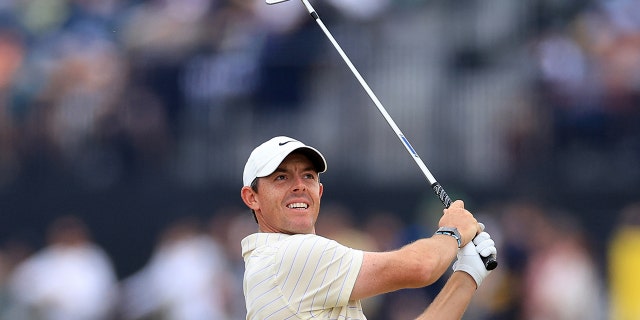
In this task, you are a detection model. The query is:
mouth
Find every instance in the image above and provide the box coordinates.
[287,202,309,210]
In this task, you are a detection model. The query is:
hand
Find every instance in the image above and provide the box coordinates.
[452,229,497,288]
[439,200,480,246]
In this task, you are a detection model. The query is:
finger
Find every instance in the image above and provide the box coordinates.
[476,223,483,236]
[480,246,497,257]
[451,200,464,208]
[477,240,497,256]
[444,200,464,216]
[473,231,490,244]
[475,238,495,256]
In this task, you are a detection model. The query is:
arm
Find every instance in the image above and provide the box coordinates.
[416,229,497,320]
[350,200,481,301]
[414,272,477,320]
[350,236,458,300]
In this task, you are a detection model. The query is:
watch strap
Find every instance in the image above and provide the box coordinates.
[435,227,462,248]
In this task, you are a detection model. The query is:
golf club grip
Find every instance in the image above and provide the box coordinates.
[431,183,498,271]
[431,182,452,208]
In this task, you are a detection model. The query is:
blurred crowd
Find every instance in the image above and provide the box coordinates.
[0,0,412,190]
[1,0,640,319]
[0,0,298,188]
[529,0,640,191]
[0,208,251,319]
[2,199,640,319]
[0,0,637,190]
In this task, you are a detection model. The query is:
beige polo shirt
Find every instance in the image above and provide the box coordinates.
[241,233,365,319]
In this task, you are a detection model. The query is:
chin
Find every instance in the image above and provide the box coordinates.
[288,222,315,234]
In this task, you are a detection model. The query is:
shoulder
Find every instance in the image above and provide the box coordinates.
[276,234,363,270]
[242,233,363,263]
[242,233,340,250]
[281,234,351,254]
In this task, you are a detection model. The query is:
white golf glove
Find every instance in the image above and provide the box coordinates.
[452,227,497,288]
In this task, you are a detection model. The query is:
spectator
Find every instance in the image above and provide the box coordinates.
[7,215,118,320]
[521,208,606,320]
[120,216,234,320]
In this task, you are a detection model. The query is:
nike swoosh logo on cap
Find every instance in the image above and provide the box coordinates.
[279,140,295,146]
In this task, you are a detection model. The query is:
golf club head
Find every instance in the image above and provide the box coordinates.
[266,0,290,4]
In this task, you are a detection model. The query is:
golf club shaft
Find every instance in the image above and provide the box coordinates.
[300,0,497,270]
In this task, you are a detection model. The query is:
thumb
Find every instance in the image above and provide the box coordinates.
[449,200,464,209]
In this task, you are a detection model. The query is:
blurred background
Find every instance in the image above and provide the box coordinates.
[0,0,639,319]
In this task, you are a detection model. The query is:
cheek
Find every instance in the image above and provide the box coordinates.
[312,185,323,203]
[258,188,285,209]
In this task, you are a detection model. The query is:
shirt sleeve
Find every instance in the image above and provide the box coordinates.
[274,234,364,314]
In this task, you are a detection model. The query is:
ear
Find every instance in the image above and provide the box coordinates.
[241,186,260,211]
[318,182,324,198]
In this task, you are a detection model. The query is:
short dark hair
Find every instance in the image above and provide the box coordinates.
[250,178,259,192]
[250,178,258,223]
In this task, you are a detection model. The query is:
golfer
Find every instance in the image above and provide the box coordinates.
[240,136,497,319]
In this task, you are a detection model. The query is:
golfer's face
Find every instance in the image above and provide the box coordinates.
[255,153,323,234]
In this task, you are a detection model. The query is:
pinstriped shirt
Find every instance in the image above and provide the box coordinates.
[241,233,365,319]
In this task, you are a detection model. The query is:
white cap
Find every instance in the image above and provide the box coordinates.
[243,136,327,186]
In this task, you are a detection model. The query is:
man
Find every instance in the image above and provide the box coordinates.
[240,136,497,319]
[8,216,118,320]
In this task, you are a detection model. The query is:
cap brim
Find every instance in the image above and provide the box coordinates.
[255,146,326,179]
[295,147,327,174]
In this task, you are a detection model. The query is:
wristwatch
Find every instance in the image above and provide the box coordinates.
[435,227,462,248]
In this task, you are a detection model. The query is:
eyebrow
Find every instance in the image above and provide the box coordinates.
[273,165,317,174]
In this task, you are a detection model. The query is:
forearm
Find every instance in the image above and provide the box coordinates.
[351,233,459,300]
[402,236,458,285]
[414,271,477,320]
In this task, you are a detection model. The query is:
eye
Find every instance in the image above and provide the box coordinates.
[275,174,287,181]
[304,173,316,180]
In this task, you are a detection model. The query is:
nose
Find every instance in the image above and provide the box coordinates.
[291,176,307,192]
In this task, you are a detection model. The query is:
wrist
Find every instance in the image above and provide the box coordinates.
[435,227,462,248]
[452,270,479,290]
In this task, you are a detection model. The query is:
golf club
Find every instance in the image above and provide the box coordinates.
[266,0,497,271]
